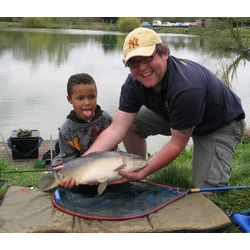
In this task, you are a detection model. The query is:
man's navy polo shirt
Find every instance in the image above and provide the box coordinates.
[119,56,245,135]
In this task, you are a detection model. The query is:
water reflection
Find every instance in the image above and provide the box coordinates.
[1,28,248,71]
[217,52,250,88]
[102,34,118,52]
[0,28,249,153]
[0,29,125,67]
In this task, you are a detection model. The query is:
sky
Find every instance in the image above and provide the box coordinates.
[1,0,249,17]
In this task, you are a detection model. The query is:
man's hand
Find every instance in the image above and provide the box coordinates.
[111,169,146,185]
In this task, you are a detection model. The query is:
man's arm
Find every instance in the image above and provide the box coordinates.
[83,110,137,156]
[114,127,193,183]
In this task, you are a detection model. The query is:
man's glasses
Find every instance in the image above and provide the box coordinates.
[124,50,157,69]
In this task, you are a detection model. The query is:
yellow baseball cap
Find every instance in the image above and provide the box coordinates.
[123,27,162,64]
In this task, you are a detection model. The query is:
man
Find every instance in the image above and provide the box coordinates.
[72,27,246,189]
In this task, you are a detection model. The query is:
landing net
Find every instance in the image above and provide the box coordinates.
[52,181,187,220]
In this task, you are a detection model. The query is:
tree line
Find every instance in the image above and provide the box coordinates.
[1,17,250,27]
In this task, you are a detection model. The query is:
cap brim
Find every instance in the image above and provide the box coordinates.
[124,45,156,64]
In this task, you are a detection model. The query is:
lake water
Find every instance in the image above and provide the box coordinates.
[0,28,249,154]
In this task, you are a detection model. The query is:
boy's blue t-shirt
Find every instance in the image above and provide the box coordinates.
[119,56,245,135]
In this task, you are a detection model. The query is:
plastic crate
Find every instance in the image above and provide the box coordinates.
[7,130,43,159]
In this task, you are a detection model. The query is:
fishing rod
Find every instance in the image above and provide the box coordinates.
[0,169,55,174]
[189,186,250,193]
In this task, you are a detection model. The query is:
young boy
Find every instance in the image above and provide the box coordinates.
[51,73,113,167]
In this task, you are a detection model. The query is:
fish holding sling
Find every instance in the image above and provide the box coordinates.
[37,151,147,195]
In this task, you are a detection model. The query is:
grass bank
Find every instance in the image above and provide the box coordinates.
[0,21,118,31]
[1,138,250,232]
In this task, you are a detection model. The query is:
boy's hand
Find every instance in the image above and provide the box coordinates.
[52,165,78,189]
[60,177,77,189]
[52,165,64,171]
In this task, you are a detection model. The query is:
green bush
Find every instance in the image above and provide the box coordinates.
[23,17,53,28]
[117,17,141,32]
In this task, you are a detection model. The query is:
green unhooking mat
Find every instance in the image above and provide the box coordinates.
[0,186,231,233]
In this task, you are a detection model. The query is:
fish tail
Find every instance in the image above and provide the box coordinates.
[37,172,58,191]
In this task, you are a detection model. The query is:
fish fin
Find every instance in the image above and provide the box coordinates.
[37,172,57,191]
[114,163,126,172]
[97,182,108,196]
[97,176,109,183]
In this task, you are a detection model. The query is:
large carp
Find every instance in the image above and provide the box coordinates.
[37,151,147,195]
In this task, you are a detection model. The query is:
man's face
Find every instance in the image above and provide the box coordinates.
[128,51,169,90]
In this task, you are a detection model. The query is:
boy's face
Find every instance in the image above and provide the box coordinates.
[67,84,97,121]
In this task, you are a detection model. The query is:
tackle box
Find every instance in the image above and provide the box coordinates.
[7,130,43,159]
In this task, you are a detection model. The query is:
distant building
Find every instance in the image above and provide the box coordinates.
[195,18,214,27]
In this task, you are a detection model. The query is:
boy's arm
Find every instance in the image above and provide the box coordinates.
[51,128,79,168]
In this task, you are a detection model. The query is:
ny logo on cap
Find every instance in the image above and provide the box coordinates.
[129,37,139,49]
